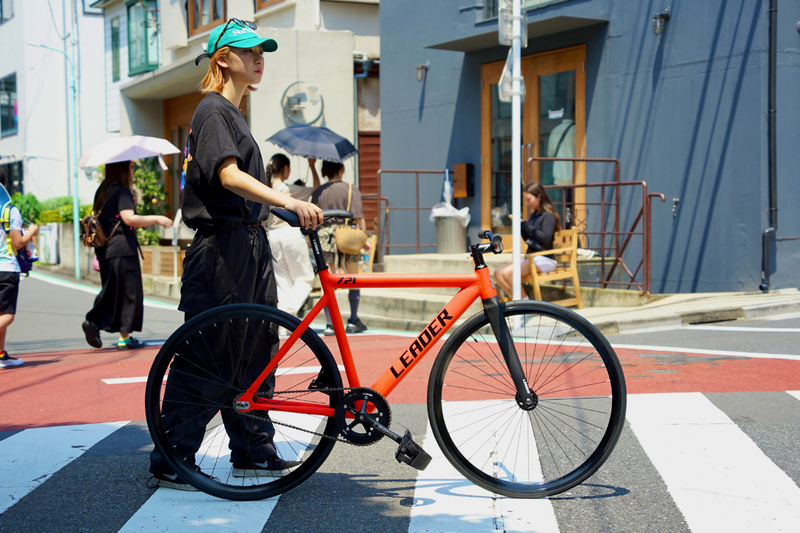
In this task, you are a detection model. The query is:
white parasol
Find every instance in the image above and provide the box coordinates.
[78,136,180,170]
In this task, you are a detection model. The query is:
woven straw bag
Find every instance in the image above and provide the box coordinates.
[334,183,369,255]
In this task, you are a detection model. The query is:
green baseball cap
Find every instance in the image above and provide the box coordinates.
[195,19,278,65]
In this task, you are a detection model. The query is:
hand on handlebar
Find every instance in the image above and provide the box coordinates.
[285,199,324,230]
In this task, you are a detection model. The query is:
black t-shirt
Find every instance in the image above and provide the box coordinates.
[521,211,556,255]
[94,184,138,259]
[181,92,270,233]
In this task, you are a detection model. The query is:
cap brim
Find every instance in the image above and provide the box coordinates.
[229,36,278,53]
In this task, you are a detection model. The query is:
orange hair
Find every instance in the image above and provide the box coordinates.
[199,46,258,95]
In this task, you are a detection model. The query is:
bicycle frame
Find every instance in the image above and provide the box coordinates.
[235,214,534,418]
[235,266,496,418]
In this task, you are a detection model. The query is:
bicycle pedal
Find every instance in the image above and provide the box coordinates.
[394,430,432,471]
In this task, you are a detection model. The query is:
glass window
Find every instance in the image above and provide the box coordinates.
[111,17,120,82]
[0,73,18,137]
[486,0,568,19]
[0,0,13,24]
[127,0,159,76]
[256,0,284,10]
[490,83,523,235]
[190,0,225,36]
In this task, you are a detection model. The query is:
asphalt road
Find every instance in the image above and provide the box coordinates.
[1,272,799,532]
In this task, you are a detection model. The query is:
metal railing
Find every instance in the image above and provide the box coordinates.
[374,169,445,261]
[527,156,665,294]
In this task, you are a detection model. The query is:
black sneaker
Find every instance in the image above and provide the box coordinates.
[117,337,146,350]
[82,320,102,349]
[323,324,335,336]
[346,319,368,333]
[0,353,23,368]
[151,467,218,491]
[232,456,302,478]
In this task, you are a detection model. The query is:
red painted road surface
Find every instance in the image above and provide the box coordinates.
[2,334,799,432]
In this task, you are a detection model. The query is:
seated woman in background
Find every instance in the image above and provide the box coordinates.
[493,182,560,300]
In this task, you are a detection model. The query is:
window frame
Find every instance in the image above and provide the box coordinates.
[126,0,159,76]
[0,0,13,24]
[0,72,18,138]
[111,16,121,82]
[189,0,226,37]
[256,0,285,11]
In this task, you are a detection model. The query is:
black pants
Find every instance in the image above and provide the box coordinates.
[86,255,143,334]
[150,225,280,474]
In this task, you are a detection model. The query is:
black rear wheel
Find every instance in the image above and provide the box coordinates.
[145,304,342,501]
[428,301,626,498]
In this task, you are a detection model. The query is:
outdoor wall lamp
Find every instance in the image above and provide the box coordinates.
[653,7,671,35]
[416,61,430,82]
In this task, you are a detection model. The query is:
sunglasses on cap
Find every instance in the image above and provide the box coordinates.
[194,18,259,66]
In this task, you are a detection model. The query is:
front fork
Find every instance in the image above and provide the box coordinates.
[483,296,537,410]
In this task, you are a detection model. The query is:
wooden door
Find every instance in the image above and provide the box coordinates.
[480,45,586,252]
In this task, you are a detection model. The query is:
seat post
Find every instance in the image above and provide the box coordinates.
[304,229,329,273]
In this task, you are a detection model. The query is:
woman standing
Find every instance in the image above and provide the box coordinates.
[311,161,371,335]
[148,19,322,490]
[82,160,173,349]
[266,154,320,316]
[493,182,560,299]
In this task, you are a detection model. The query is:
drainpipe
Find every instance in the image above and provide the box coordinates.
[353,52,374,188]
[760,0,778,292]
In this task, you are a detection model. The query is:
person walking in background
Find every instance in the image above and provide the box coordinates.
[493,182,560,300]
[266,154,320,316]
[0,170,38,368]
[311,161,371,335]
[148,19,323,490]
[81,160,173,350]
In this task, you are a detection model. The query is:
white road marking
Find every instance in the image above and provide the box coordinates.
[685,325,800,332]
[408,404,559,533]
[627,392,800,532]
[101,365,346,385]
[787,391,800,403]
[30,272,178,310]
[0,422,127,514]
[118,412,321,532]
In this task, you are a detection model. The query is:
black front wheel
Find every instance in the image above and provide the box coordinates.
[427,301,626,498]
[145,304,343,501]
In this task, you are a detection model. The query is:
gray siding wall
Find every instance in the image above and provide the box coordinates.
[381,0,800,293]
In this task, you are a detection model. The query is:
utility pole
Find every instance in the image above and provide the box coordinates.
[510,0,523,301]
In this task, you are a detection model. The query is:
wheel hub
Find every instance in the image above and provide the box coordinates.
[334,388,392,445]
[515,390,539,411]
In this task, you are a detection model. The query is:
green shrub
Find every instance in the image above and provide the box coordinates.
[136,228,161,246]
[39,209,63,223]
[40,196,74,211]
[58,204,93,224]
[11,193,41,223]
[133,158,167,216]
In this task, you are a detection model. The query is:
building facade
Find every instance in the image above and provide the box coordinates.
[0,0,114,201]
[91,0,381,219]
[380,0,800,293]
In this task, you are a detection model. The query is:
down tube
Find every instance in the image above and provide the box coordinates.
[371,284,482,398]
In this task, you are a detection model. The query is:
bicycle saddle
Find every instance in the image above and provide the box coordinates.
[271,208,353,228]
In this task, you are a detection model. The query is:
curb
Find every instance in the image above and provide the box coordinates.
[587,300,800,336]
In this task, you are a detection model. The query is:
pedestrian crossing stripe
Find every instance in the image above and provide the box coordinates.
[0,422,127,514]
[2,393,800,532]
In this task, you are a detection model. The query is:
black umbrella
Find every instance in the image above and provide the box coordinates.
[266,125,358,163]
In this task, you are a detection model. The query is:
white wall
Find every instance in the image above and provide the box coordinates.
[0,0,112,203]
[253,27,356,182]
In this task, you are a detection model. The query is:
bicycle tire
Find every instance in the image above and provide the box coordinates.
[427,300,626,498]
[145,303,343,501]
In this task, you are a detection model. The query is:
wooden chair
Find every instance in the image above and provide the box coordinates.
[365,234,378,273]
[525,227,583,309]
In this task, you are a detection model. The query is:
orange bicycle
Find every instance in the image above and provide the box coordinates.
[145,209,626,501]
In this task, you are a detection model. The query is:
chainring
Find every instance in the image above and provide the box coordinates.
[334,387,392,445]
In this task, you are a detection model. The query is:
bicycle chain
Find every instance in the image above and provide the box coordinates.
[237,386,380,447]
